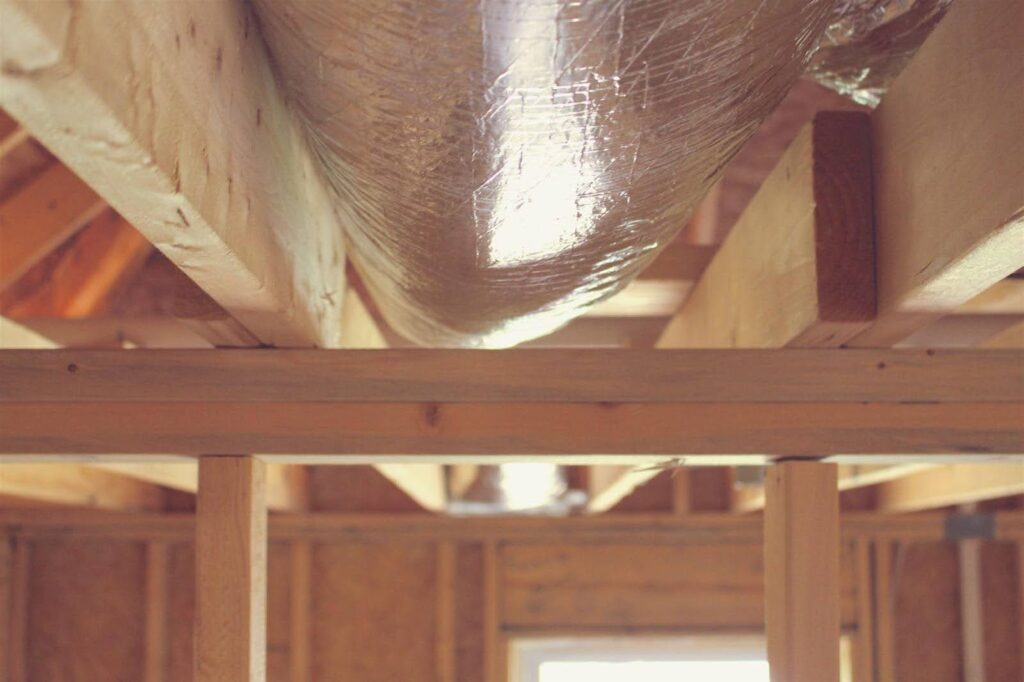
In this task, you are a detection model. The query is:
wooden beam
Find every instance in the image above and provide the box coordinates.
[657,111,875,349]
[873,542,896,682]
[3,510,1024,544]
[91,461,308,512]
[195,456,267,682]
[590,111,875,512]
[288,542,312,682]
[0,463,165,511]
[875,464,1024,513]
[958,504,987,682]
[0,1,346,347]
[0,349,1019,459]
[4,539,29,682]
[2,348,1015,458]
[0,163,107,291]
[144,542,168,682]
[764,462,840,682]
[1,210,152,318]
[849,0,1024,346]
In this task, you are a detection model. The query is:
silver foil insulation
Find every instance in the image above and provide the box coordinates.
[254,0,834,346]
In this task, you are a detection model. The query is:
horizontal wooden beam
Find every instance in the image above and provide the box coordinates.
[3,510,1024,544]
[1,349,1015,404]
[875,464,1024,513]
[0,463,165,511]
[0,349,1019,459]
[93,461,308,512]
[849,0,1024,346]
[0,0,346,346]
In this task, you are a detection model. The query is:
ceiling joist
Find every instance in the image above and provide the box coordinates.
[0,349,1019,459]
[0,0,347,347]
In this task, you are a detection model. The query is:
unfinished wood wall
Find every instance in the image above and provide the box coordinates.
[4,530,1020,682]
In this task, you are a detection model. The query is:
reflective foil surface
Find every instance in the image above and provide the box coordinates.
[813,0,953,106]
[254,0,834,346]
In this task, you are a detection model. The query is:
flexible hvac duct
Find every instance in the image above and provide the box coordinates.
[812,0,952,106]
[253,1,834,347]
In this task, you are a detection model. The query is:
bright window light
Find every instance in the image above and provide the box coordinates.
[539,661,769,682]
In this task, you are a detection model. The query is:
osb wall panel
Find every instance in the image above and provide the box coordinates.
[312,543,438,681]
[894,543,962,682]
[26,539,146,681]
[500,542,858,630]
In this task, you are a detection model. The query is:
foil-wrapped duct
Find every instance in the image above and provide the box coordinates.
[254,1,834,347]
[811,0,953,106]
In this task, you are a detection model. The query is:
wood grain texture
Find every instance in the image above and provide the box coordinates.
[0,463,165,511]
[144,542,168,682]
[9,510,1022,544]
[0,1,346,346]
[501,541,856,631]
[1,209,152,317]
[1,349,1016,458]
[765,462,840,682]
[850,0,1024,346]
[27,539,145,681]
[0,162,107,291]
[289,542,312,682]
[1,348,1017,404]
[195,457,267,682]
[0,401,1018,458]
[658,112,875,349]
[876,464,1024,512]
[312,543,437,682]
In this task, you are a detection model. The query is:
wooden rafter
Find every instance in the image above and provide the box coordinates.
[0,463,166,511]
[874,464,1024,513]
[0,349,1019,459]
[0,162,107,291]
[0,0,347,347]
[848,0,1024,347]
[589,111,875,509]
[1,209,152,318]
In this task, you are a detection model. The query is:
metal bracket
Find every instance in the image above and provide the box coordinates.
[944,513,996,541]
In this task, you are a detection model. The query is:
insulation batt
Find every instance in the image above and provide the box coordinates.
[253,0,834,347]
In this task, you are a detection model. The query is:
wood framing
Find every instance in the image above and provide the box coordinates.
[4,510,1024,545]
[658,111,874,349]
[93,461,309,512]
[1,210,153,318]
[195,456,267,682]
[0,463,165,511]
[0,349,1019,459]
[0,1,346,347]
[764,462,840,682]
[849,0,1024,346]
[875,464,1024,513]
[586,111,877,512]
[0,163,107,291]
